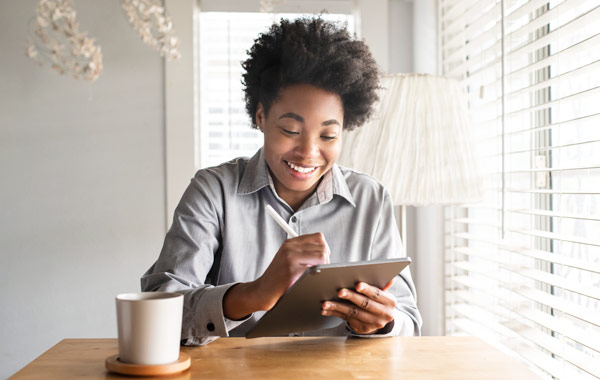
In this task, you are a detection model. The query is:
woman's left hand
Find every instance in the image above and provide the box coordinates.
[321,279,397,335]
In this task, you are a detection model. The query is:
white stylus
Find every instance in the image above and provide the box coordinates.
[265,205,298,237]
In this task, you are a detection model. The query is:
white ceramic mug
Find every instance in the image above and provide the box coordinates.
[116,292,184,365]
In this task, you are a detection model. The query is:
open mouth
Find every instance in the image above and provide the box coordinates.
[284,160,318,174]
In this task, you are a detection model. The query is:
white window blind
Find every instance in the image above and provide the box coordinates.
[198,12,353,168]
[441,1,600,379]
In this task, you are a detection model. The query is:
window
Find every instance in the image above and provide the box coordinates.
[198,11,354,168]
[442,0,600,379]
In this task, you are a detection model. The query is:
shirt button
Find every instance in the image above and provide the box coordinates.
[207,322,215,332]
[291,216,297,223]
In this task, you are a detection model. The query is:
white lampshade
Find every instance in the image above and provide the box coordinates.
[339,73,482,206]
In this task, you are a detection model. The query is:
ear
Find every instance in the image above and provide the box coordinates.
[255,103,265,132]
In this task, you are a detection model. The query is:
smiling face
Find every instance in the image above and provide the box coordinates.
[256,83,344,210]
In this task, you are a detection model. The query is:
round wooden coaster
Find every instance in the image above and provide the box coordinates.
[105,353,191,376]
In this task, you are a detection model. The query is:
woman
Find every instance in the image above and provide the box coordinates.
[142,17,422,345]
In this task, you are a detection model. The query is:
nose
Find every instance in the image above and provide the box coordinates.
[295,134,320,159]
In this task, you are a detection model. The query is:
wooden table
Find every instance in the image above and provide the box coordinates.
[10,336,540,379]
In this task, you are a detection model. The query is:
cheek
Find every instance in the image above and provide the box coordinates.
[324,141,343,164]
[264,132,290,158]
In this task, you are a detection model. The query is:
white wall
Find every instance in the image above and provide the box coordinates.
[389,0,413,74]
[0,1,167,377]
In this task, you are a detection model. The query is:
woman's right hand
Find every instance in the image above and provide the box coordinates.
[222,232,330,320]
[255,232,331,310]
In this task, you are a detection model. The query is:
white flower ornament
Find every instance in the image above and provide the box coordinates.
[121,0,180,60]
[26,0,103,81]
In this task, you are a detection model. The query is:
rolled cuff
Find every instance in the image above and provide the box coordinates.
[182,282,252,345]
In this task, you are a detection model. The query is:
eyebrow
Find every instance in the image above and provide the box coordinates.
[278,112,340,126]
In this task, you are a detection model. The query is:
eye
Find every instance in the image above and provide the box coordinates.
[321,135,337,141]
[281,128,299,135]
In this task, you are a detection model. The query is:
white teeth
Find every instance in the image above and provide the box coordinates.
[286,161,317,174]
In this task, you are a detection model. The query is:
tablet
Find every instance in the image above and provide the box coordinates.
[245,257,411,338]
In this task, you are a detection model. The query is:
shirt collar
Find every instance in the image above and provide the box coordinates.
[237,148,271,195]
[237,148,355,207]
[325,164,355,207]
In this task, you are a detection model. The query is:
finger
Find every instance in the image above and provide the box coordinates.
[355,282,397,307]
[321,304,389,332]
[295,251,329,266]
[284,239,327,254]
[336,288,384,315]
[281,245,328,264]
[321,302,377,325]
[298,233,330,259]
[382,278,395,291]
[322,300,390,326]
[322,310,379,334]
[288,235,330,265]
[291,232,327,244]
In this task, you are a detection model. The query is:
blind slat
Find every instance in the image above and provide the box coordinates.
[450,288,600,355]
[502,165,600,174]
[452,245,600,274]
[506,207,600,222]
[441,0,485,38]
[465,48,502,78]
[506,58,600,100]
[453,298,600,377]
[461,29,600,95]
[504,139,600,157]
[443,3,500,53]
[504,0,551,21]
[504,0,591,49]
[516,287,600,328]
[476,99,600,131]
[450,303,518,338]
[504,188,597,195]
[451,260,600,301]
[450,275,600,328]
[453,231,600,251]
[508,228,600,248]
[505,84,600,117]
[505,5,600,58]
[507,29,600,77]
[508,324,600,378]
[516,307,600,354]
[512,341,595,380]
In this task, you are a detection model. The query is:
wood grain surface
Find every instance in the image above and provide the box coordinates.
[10,336,541,379]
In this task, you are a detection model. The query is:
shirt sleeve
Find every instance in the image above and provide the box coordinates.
[140,173,251,345]
[350,190,423,337]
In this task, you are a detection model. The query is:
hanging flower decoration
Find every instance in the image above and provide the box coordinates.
[121,0,180,60]
[25,0,103,81]
[259,0,284,13]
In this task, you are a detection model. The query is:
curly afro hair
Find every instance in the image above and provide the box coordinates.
[242,17,380,131]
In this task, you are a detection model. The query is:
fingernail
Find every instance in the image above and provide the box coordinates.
[321,310,329,316]
[340,290,347,297]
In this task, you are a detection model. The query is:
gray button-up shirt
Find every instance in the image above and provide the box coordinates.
[141,148,422,344]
